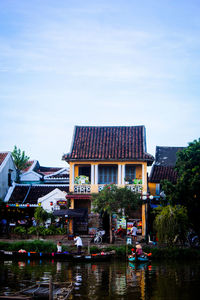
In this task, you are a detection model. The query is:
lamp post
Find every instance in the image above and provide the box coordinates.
[142,193,154,243]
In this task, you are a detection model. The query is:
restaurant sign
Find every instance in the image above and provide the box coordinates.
[57,200,67,206]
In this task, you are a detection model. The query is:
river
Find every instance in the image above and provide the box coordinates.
[0,259,200,299]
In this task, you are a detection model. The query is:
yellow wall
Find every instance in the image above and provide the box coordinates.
[148,182,157,196]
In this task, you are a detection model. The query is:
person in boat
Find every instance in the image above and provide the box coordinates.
[57,241,62,253]
[74,234,83,254]
[135,242,148,258]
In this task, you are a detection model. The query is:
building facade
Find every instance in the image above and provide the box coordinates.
[63,126,154,236]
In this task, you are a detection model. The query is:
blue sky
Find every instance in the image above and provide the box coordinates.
[1,0,200,168]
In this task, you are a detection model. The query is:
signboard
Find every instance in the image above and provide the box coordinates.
[127,221,134,235]
[126,237,132,245]
[117,217,126,229]
[57,200,67,206]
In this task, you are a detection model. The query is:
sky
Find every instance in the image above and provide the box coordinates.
[0,0,200,169]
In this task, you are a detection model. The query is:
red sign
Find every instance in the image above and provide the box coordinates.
[57,200,67,206]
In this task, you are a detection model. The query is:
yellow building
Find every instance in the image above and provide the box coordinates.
[63,126,154,236]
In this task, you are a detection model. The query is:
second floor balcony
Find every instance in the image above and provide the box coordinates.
[71,164,145,194]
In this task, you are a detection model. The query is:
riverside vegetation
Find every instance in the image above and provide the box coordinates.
[0,240,200,259]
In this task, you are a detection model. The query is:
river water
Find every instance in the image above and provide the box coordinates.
[0,259,200,299]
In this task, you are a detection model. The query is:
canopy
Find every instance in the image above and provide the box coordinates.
[53,209,86,218]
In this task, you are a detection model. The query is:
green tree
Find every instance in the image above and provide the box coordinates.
[92,184,140,243]
[154,205,188,246]
[33,207,53,239]
[162,139,200,234]
[12,145,30,182]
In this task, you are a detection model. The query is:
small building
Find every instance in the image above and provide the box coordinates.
[20,160,69,185]
[4,184,69,220]
[149,146,185,197]
[0,152,17,200]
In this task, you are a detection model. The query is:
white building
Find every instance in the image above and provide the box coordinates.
[0,152,17,200]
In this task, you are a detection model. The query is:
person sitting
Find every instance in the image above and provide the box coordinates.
[135,242,148,257]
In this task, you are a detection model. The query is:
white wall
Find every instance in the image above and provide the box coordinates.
[0,153,17,200]
[38,188,67,213]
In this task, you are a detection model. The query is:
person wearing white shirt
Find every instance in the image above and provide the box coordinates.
[74,235,83,254]
[131,223,138,241]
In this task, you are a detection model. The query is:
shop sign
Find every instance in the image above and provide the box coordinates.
[57,200,67,206]
[117,217,126,229]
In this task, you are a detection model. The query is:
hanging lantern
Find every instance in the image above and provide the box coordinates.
[6,204,9,208]
[16,203,19,207]
[26,204,30,207]
[50,201,53,206]
[38,202,41,206]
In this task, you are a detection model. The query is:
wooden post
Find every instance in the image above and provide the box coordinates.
[49,275,53,300]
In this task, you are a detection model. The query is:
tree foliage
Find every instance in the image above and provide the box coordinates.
[92,184,140,217]
[154,205,188,246]
[12,145,30,182]
[92,184,140,243]
[34,207,50,225]
[162,139,200,234]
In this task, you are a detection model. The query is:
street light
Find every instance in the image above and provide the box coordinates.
[142,194,154,243]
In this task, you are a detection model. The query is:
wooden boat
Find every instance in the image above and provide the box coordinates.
[128,255,149,263]
[0,250,115,262]
[72,252,115,262]
[0,281,74,300]
[0,250,73,261]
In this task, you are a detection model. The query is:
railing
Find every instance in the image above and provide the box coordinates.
[74,184,91,193]
[126,184,143,192]
[73,183,142,193]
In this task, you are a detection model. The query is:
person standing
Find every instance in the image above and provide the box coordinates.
[74,234,83,254]
[57,241,62,253]
[131,222,138,242]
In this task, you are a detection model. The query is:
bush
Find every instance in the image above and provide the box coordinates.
[13,226,26,236]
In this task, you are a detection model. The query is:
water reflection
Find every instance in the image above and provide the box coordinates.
[0,259,200,299]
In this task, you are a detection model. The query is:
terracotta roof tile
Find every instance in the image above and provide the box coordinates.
[22,160,35,172]
[64,126,154,165]
[0,152,8,166]
[149,165,178,184]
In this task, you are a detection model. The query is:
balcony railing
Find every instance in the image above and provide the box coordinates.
[73,183,143,193]
[74,184,91,193]
[126,184,143,192]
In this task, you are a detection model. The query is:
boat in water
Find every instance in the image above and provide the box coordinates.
[0,249,115,262]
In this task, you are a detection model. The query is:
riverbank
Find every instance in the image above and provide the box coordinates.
[0,239,200,259]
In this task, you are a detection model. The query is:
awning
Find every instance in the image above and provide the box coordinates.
[66,194,91,200]
[53,209,87,218]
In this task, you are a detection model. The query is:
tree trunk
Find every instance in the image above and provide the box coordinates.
[109,214,113,244]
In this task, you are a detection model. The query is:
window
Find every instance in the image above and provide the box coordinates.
[125,166,136,181]
[98,166,117,184]
[79,166,91,181]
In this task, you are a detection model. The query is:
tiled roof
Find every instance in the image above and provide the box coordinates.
[149,146,185,183]
[64,126,154,165]
[0,152,8,166]
[22,160,35,172]
[154,146,185,166]
[7,184,69,204]
[37,166,62,176]
[149,165,178,184]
